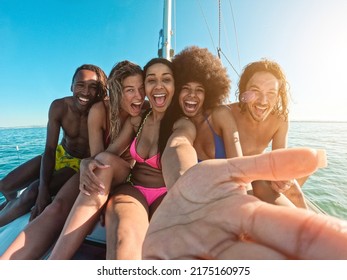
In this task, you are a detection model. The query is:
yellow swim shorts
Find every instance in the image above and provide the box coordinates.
[54,144,81,172]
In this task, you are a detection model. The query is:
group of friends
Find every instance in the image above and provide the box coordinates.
[0,46,346,260]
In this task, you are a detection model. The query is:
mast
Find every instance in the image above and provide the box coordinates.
[158,0,174,60]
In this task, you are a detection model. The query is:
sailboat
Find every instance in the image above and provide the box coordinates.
[0,0,326,260]
[83,0,326,254]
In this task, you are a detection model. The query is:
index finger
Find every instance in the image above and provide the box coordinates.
[177,148,326,202]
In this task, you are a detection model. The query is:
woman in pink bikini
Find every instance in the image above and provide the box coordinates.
[48,58,175,260]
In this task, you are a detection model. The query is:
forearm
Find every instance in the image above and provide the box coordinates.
[162,136,198,190]
[38,149,56,195]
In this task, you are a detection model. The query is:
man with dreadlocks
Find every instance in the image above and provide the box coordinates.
[0,64,108,227]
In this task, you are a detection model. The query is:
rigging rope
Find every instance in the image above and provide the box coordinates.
[228,0,241,70]
[196,0,240,77]
[218,0,239,77]
[196,0,216,53]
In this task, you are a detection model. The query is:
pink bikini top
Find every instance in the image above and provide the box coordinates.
[129,110,161,170]
[130,139,160,169]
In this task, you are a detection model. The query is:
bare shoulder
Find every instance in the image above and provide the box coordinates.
[276,115,289,132]
[212,104,232,115]
[49,97,70,117]
[268,113,288,127]
[129,115,143,130]
[89,100,107,117]
[226,102,240,115]
[50,96,67,108]
[211,104,236,123]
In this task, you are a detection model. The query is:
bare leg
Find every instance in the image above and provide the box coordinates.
[105,184,149,260]
[0,174,80,260]
[0,180,39,227]
[0,167,76,228]
[48,152,131,260]
[0,199,7,211]
[48,167,77,196]
[28,167,76,221]
[0,156,41,201]
[252,180,296,207]
[296,175,309,186]
[283,179,308,209]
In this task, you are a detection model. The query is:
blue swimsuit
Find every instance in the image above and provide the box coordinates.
[198,115,226,162]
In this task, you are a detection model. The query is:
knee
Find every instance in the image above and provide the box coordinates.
[252,181,280,201]
[115,220,147,258]
[111,216,143,245]
[96,152,130,170]
[95,152,118,165]
[19,183,39,203]
[0,179,12,194]
[43,197,70,220]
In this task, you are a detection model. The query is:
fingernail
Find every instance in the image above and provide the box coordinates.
[316,149,327,168]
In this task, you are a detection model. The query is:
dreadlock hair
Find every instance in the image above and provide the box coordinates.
[71,64,108,103]
[108,60,143,143]
[236,59,290,121]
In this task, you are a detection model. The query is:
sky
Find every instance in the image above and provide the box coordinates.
[1,0,347,127]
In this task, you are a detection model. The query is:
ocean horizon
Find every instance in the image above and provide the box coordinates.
[1,121,347,221]
[1,118,347,129]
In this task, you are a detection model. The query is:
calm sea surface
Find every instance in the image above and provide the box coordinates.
[0,122,347,220]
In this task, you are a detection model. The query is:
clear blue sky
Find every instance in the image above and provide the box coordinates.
[1,0,346,127]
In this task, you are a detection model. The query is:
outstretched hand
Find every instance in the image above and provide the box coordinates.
[143,148,347,260]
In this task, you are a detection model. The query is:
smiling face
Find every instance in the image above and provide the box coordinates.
[178,81,205,118]
[71,69,99,110]
[120,74,145,117]
[144,63,175,113]
[244,71,280,122]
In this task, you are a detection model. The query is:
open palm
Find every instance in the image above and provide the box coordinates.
[143,148,347,260]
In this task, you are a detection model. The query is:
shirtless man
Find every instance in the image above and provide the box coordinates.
[0,64,107,226]
[228,59,307,208]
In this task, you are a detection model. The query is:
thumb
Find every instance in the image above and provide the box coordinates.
[228,147,327,184]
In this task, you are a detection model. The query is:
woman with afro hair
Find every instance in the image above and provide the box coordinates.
[158,46,244,189]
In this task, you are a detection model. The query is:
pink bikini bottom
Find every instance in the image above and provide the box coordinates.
[133,185,167,206]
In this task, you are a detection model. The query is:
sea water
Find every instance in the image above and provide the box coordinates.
[287,121,347,220]
[0,122,347,220]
